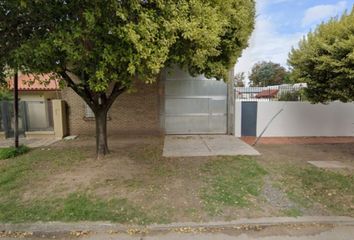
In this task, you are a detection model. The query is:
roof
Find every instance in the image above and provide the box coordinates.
[256,89,279,98]
[8,74,60,91]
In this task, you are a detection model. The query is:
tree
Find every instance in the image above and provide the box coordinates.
[288,8,354,103]
[0,1,44,148]
[249,61,288,86]
[234,72,245,87]
[3,0,255,158]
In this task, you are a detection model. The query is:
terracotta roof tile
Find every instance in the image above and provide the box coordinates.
[256,89,279,98]
[8,73,60,91]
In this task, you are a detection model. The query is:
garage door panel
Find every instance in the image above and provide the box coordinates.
[163,67,227,134]
[210,99,227,114]
[166,80,213,96]
[165,98,209,115]
[166,80,227,97]
[207,81,228,95]
[165,116,209,134]
[209,115,227,133]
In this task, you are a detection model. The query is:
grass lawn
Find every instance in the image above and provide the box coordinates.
[256,144,354,217]
[281,166,354,216]
[0,137,269,224]
[0,145,30,160]
[0,137,353,223]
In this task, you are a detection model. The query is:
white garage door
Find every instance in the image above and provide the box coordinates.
[163,67,228,134]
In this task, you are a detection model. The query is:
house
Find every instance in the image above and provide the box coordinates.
[1,74,63,139]
[8,73,60,101]
[2,67,234,138]
[61,66,234,136]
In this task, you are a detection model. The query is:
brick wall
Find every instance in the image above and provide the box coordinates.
[61,81,161,136]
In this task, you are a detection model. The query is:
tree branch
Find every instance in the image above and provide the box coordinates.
[106,82,126,110]
[59,70,96,110]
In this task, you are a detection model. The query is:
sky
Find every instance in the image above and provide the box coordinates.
[235,0,354,79]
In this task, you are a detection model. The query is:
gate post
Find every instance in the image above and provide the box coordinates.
[227,68,235,135]
[52,99,68,139]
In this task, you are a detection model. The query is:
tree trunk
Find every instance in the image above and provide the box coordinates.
[95,108,109,159]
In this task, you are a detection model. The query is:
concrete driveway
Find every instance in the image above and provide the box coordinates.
[163,135,260,157]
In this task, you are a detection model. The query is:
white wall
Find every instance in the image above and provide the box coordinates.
[235,101,354,137]
[234,101,242,137]
[257,102,354,137]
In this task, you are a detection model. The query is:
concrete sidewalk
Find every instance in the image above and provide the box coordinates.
[73,226,354,240]
[0,138,59,148]
[163,135,260,157]
[1,216,353,235]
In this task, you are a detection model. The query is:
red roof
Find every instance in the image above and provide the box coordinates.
[8,73,60,91]
[256,89,279,98]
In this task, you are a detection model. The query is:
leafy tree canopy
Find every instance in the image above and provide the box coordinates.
[249,61,288,87]
[288,7,354,103]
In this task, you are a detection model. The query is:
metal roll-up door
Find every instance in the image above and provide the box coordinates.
[163,67,228,134]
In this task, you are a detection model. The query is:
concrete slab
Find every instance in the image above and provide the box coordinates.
[163,135,260,157]
[0,138,60,148]
[308,161,353,169]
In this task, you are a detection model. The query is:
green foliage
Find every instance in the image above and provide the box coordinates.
[4,0,255,89]
[234,72,245,87]
[0,90,13,101]
[288,8,354,103]
[0,145,29,160]
[201,156,267,215]
[278,91,301,101]
[249,61,288,86]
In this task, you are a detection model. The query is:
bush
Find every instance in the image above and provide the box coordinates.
[279,91,300,101]
[0,145,30,160]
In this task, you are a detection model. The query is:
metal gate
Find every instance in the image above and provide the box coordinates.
[0,101,53,138]
[163,67,228,134]
[241,102,257,136]
[0,101,26,137]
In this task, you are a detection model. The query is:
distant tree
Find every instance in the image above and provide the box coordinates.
[234,72,245,87]
[288,8,354,103]
[249,61,288,86]
[2,0,255,158]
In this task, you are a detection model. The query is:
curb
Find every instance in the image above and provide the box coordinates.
[0,216,354,234]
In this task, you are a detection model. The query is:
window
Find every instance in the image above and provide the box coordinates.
[84,103,95,119]
[84,103,111,120]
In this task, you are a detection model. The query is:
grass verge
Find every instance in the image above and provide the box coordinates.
[0,147,86,195]
[0,193,151,224]
[282,166,354,216]
[0,145,30,160]
[201,156,267,215]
